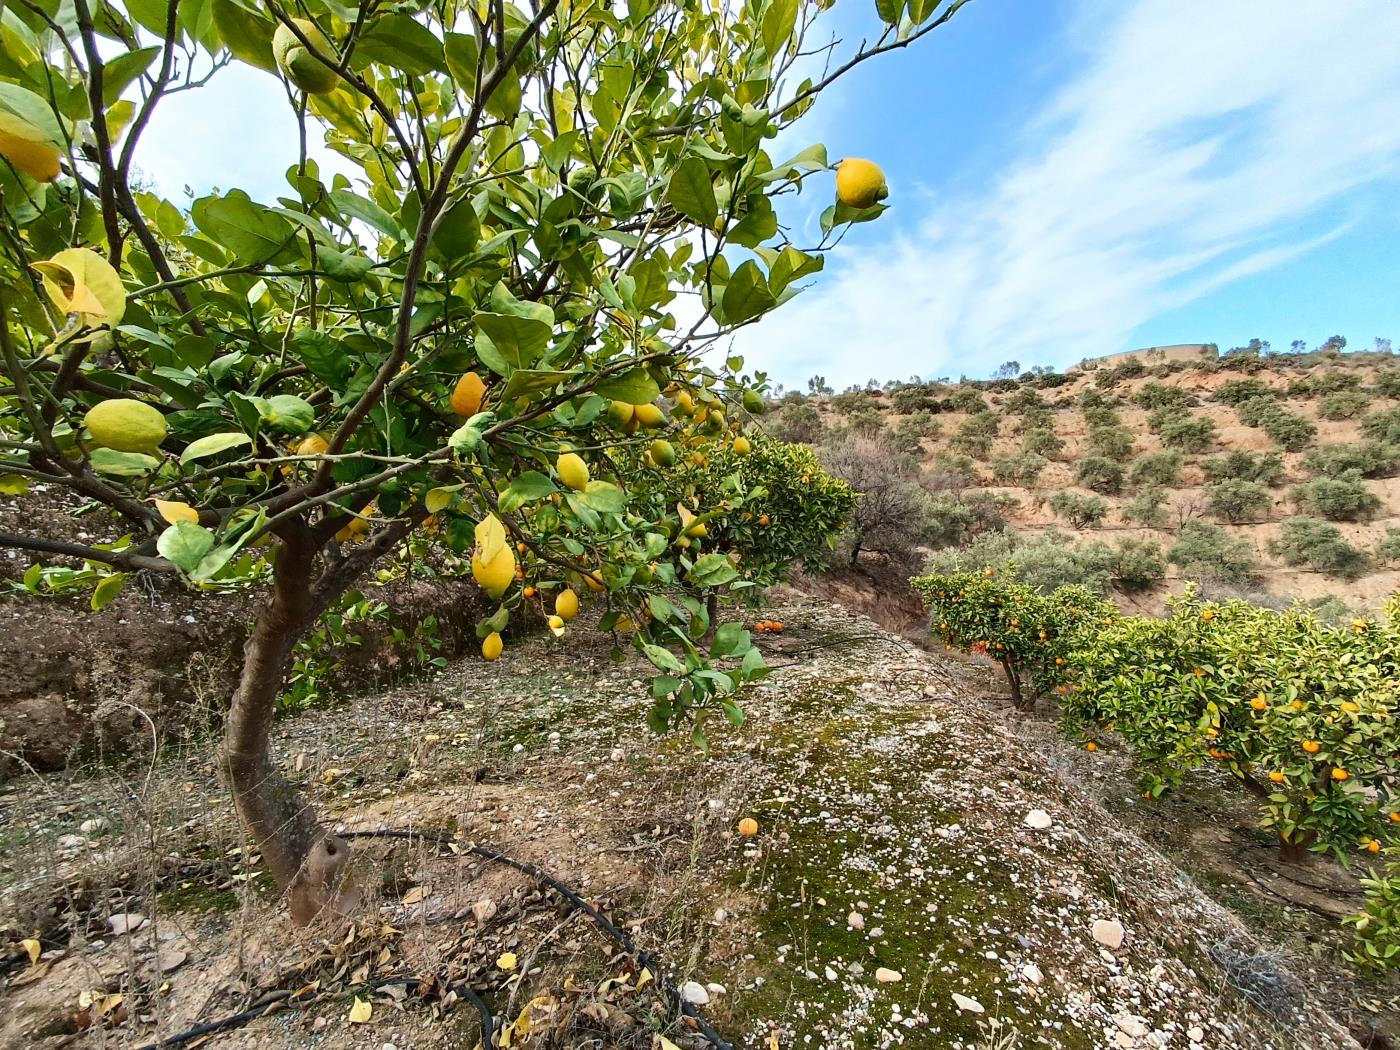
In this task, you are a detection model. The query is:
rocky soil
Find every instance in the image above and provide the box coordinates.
[0,593,1389,1049]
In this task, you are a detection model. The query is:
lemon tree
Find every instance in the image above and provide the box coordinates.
[0,0,966,922]
[1062,589,1400,864]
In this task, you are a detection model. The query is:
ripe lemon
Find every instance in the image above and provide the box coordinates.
[547,614,566,637]
[607,401,635,429]
[481,632,503,661]
[737,817,759,837]
[471,545,516,598]
[557,452,590,491]
[674,390,695,414]
[633,403,665,429]
[555,588,580,621]
[649,439,676,467]
[295,433,329,456]
[1331,767,1349,781]
[273,19,341,94]
[732,436,752,456]
[450,371,487,417]
[583,571,605,592]
[84,399,167,453]
[835,157,888,209]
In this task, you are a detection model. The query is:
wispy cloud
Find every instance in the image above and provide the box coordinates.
[738,0,1400,387]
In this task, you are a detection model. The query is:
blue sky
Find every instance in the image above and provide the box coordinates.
[135,0,1400,389]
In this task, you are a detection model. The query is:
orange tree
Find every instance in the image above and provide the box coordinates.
[1062,589,1400,863]
[911,570,1111,710]
[0,0,970,922]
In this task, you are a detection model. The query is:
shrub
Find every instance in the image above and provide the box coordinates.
[1259,410,1317,451]
[921,529,1115,595]
[1318,390,1372,420]
[1302,442,1400,480]
[1134,382,1191,410]
[1290,369,1362,396]
[892,385,939,414]
[1234,395,1280,428]
[1021,427,1065,459]
[1081,405,1122,429]
[1123,486,1169,527]
[885,414,941,456]
[1087,425,1135,460]
[1157,413,1217,453]
[1374,367,1400,399]
[1074,455,1125,494]
[1013,407,1055,434]
[1292,471,1382,521]
[923,491,1018,549]
[1269,517,1371,579]
[1214,378,1275,405]
[1362,406,1400,444]
[929,452,980,486]
[1129,451,1183,487]
[1109,538,1166,592]
[913,570,1113,710]
[947,415,997,458]
[1169,520,1256,581]
[1375,528,1400,566]
[945,387,989,414]
[1049,490,1110,528]
[1346,865,1400,971]
[1204,479,1272,523]
[1061,592,1400,863]
[1078,388,1109,410]
[772,398,825,444]
[845,404,885,436]
[831,390,868,415]
[1004,388,1047,413]
[991,452,1048,486]
[821,438,936,567]
[1202,450,1286,486]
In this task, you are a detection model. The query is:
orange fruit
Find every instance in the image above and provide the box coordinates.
[1201,609,1214,622]
[1365,839,1381,853]
[1085,742,1097,753]
[450,371,487,417]
[523,586,537,598]
[737,817,759,838]
[1331,767,1348,781]
[1054,657,1065,666]
[1250,698,1268,711]
[758,514,770,526]
[1268,771,1286,783]
[1389,811,1400,823]
[1301,740,1320,754]
[1340,701,1359,713]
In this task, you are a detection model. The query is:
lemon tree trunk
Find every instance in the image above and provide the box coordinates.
[221,528,356,925]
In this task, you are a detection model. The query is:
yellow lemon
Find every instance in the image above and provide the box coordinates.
[471,545,515,598]
[835,157,888,209]
[557,452,589,491]
[84,399,167,453]
[555,588,580,621]
[649,439,676,467]
[481,631,503,661]
[633,403,665,429]
[273,19,341,94]
[547,614,566,637]
[295,433,329,456]
[607,400,635,428]
[450,371,486,417]
[583,571,605,592]
[732,435,752,456]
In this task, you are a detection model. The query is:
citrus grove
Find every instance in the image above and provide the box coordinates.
[0,0,969,924]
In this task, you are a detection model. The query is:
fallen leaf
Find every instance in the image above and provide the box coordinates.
[21,938,40,965]
[348,996,372,1024]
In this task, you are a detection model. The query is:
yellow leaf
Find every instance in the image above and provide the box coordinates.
[769,1031,781,1050]
[496,951,518,971]
[0,110,60,181]
[475,512,507,564]
[636,967,653,991]
[21,938,40,965]
[348,996,372,1023]
[154,499,199,524]
[656,1037,683,1050]
[32,248,126,329]
[425,486,457,513]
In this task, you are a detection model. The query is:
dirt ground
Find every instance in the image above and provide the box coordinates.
[2,592,1394,1049]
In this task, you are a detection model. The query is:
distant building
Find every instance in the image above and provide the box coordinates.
[1072,343,1217,371]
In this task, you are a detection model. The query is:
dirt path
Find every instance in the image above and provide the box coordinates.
[0,595,1373,1049]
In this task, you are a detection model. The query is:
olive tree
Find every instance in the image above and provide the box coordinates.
[0,0,968,922]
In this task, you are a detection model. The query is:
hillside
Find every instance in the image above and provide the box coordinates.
[783,350,1400,615]
[0,595,1380,1049]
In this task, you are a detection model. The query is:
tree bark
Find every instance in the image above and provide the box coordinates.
[221,526,357,925]
[1000,658,1030,711]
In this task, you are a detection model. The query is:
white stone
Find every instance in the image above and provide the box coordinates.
[1187,1027,1204,1043]
[847,911,865,930]
[1021,963,1044,985]
[875,968,902,984]
[80,819,105,834]
[951,993,984,1013]
[1115,1015,1148,1038]
[678,981,710,1005]
[1024,809,1053,830]
[1092,918,1125,949]
[108,913,146,936]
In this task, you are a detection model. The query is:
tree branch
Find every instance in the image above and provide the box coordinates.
[0,531,176,573]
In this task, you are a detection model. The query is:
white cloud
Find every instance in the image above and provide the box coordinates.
[737,0,1400,387]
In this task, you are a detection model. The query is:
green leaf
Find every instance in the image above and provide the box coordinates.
[157,520,216,572]
[688,552,740,587]
[425,485,461,513]
[768,245,824,295]
[0,83,65,149]
[719,260,775,324]
[263,394,315,433]
[761,0,798,57]
[90,572,125,611]
[875,0,904,23]
[474,310,552,376]
[505,471,557,501]
[102,47,161,106]
[665,156,718,227]
[289,328,351,386]
[581,480,627,513]
[596,368,660,405]
[642,643,685,674]
[319,247,373,282]
[711,621,751,658]
[354,14,446,75]
[180,431,251,464]
[721,699,746,727]
[330,189,402,242]
[89,448,161,475]
[500,368,576,403]
[191,190,298,263]
[211,0,278,71]
[432,198,480,260]
[448,423,483,454]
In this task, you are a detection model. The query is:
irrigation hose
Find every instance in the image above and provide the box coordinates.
[130,828,731,1050]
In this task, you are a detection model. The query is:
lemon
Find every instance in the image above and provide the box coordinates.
[450,371,487,417]
[732,436,752,456]
[607,401,635,429]
[555,588,580,621]
[471,545,515,598]
[633,403,665,429]
[547,614,567,637]
[583,571,605,592]
[84,399,167,453]
[835,158,888,209]
[273,19,341,94]
[481,631,503,661]
[557,452,590,491]
[742,390,766,415]
[295,433,329,456]
[649,439,676,467]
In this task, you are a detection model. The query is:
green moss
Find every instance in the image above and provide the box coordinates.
[158,880,241,914]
